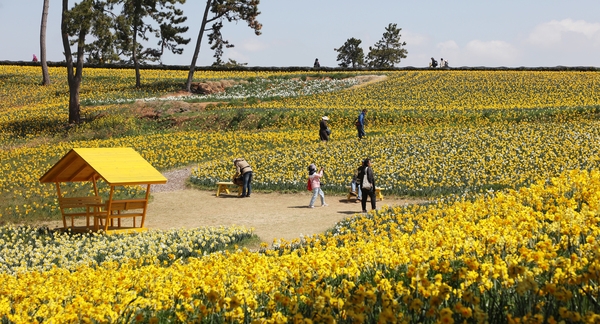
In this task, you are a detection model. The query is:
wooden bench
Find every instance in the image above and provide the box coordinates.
[58,196,103,230]
[92,199,148,233]
[346,186,360,202]
[346,186,385,201]
[216,181,242,197]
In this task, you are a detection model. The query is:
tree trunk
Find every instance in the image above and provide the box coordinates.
[40,0,50,85]
[133,23,141,88]
[71,29,86,124]
[61,0,81,124]
[185,0,212,92]
[67,77,81,123]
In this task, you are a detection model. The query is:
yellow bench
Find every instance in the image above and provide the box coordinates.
[346,186,385,201]
[216,181,242,197]
[92,199,148,233]
[58,196,103,230]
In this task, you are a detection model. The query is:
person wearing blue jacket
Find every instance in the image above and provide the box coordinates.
[356,109,367,139]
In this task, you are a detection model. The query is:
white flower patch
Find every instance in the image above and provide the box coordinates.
[148,78,360,103]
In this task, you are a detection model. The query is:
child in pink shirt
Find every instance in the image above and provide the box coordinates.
[307,164,328,208]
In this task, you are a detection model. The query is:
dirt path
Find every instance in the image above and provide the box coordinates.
[145,189,423,244]
[40,163,425,245]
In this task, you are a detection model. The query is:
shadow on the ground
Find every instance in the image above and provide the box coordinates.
[337,211,361,215]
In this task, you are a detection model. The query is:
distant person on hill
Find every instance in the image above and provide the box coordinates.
[430,57,438,68]
[32,54,38,62]
[233,158,253,198]
[319,116,330,142]
[357,158,376,213]
[356,109,367,139]
[314,58,320,68]
[440,58,445,68]
[307,164,328,208]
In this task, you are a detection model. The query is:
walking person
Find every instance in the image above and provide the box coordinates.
[358,158,376,213]
[307,164,328,208]
[233,158,253,198]
[319,116,330,142]
[313,58,320,68]
[356,109,367,139]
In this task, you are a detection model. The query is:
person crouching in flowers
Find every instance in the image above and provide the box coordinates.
[233,158,253,198]
[307,164,328,208]
[319,116,330,142]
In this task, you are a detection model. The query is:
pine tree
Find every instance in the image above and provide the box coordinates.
[115,0,189,87]
[334,37,365,68]
[185,0,262,92]
[61,0,114,124]
[366,23,408,68]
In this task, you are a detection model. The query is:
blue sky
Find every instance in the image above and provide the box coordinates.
[1,0,599,68]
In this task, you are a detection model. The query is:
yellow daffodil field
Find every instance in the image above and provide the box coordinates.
[2,65,600,322]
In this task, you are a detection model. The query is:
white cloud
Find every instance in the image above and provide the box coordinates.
[437,40,459,53]
[402,31,429,46]
[223,39,268,65]
[464,40,520,64]
[528,19,600,47]
[225,50,250,63]
[423,40,519,67]
[239,38,267,52]
[434,41,459,65]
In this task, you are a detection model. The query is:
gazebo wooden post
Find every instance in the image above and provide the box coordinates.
[92,174,99,197]
[55,182,66,228]
[140,184,151,228]
[104,186,115,232]
[90,174,101,228]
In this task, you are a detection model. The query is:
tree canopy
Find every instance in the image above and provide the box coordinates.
[56,0,263,121]
[185,0,262,92]
[59,0,190,123]
[334,37,365,68]
[112,0,189,87]
[366,23,407,68]
[61,0,116,123]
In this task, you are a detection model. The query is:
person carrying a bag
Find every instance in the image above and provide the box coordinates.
[358,158,376,213]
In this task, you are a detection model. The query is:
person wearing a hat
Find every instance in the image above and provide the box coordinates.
[319,116,330,142]
[233,158,253,198]
[307,164,328,208]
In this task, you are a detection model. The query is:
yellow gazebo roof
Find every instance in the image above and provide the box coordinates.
[39,148,167,185]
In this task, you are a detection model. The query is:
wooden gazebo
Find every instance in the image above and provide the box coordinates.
[39,148,167,234]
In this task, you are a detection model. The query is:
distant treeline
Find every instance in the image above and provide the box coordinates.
[1,60,598,72]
